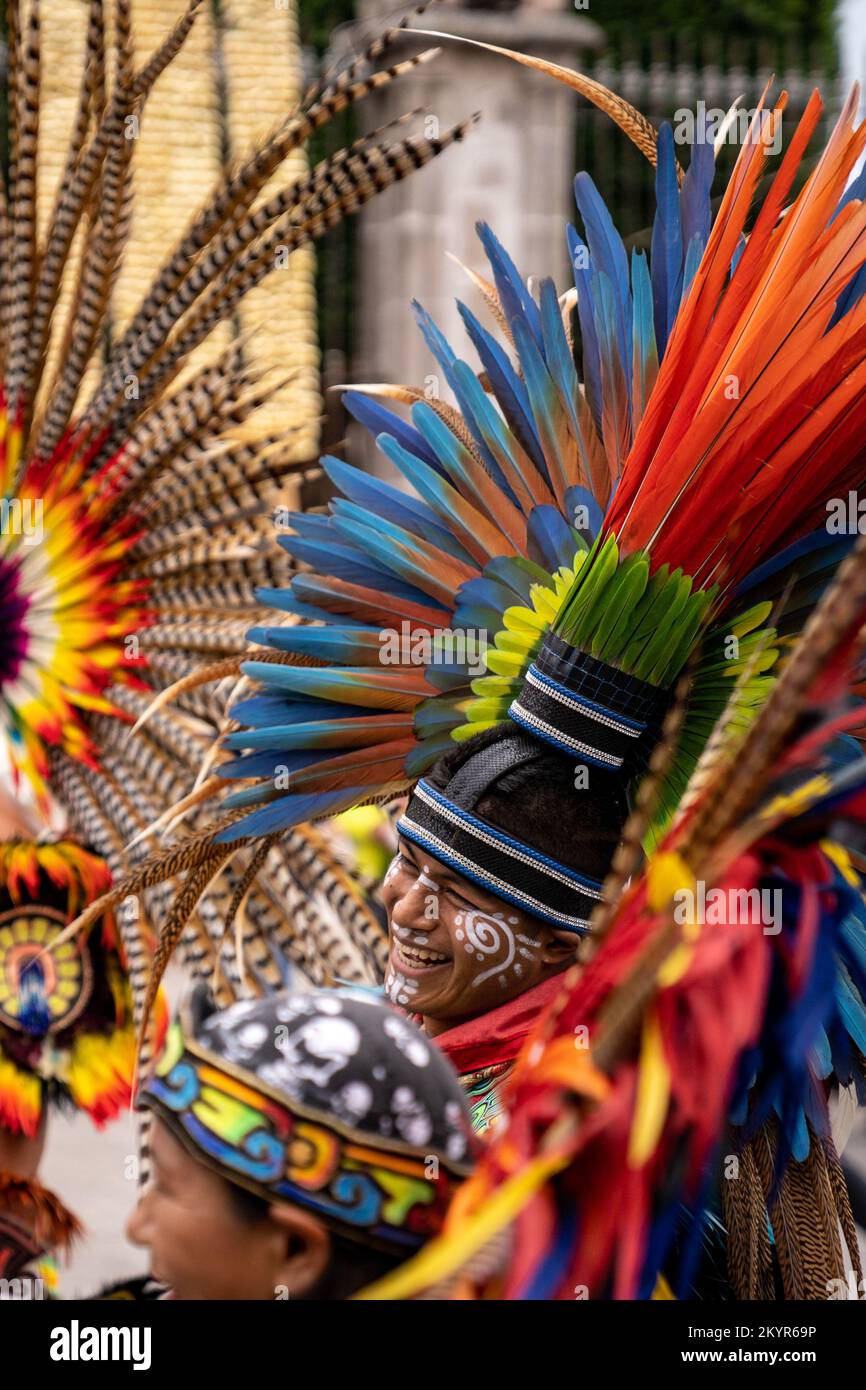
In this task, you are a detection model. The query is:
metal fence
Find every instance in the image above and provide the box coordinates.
[309,18,846,431]
[574,34,845,240]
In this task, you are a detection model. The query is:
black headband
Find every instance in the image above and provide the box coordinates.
[509,635,668,771]
[398,777,603,933]
[398,638,670,933]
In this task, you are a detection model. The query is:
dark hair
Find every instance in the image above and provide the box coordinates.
[426,724,629,884]
[225,1178,402,1300]
[301,1231,402,1302]
[226,1179,271,1225]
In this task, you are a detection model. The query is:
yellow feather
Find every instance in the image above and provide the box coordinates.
[628,1008,671,1168]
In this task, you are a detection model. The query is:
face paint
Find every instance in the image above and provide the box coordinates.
[418,864,441,923]
[381,837,573,1030]
[382,853,402,892]
[393,922,434,947]
[454,910,543,990]
[384,967,420,1009]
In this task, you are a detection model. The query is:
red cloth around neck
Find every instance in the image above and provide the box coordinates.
[430,974,566,1076]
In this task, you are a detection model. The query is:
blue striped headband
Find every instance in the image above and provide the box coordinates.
[397,778,603,934]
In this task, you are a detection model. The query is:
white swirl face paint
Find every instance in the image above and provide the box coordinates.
[454,909,544,989]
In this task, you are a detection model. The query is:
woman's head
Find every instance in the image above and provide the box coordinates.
[382,725,630,1032]
[132,987,474,1296]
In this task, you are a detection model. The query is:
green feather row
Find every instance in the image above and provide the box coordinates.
[553,535,720,687]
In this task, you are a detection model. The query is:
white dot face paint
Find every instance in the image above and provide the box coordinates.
[419,865,441,923]
[385,855,440,937]
[392,922,433,946]
[382,853,402,892]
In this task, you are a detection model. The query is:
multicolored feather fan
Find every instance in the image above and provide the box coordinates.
[353,485,866,1301]
[64,55,866,1057]
[209,75,866,857]
[0,838,163,1139]
[0,0,474,1027]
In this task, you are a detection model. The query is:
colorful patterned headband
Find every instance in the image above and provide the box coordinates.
[139,990,475,1254]
[0,840,146,1138]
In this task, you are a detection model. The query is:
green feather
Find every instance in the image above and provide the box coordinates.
[592,554,650,662]
[556,533,619,644]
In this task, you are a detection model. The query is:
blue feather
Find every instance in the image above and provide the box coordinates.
[224,717,407,753]
[573,171,631,386]
[485,553,555,600]
[631,248,658,418]
[566,224,603,431]
[228,695,372,729]
[405,732,461,776]
[681,233,704,305]
[342,391,444,476]
[328,511,457,602]
[457,300,548,477]
[830,166,866,321]
[476,221,544,348]
[526,504,580,572]
[330,496,476,569]
[408,402,489,495]
[832,260,866,326]
[219,749,329,781]
[217,789,367,841]
[450,358,545,507]
[253,587,353,624]
[245,624,384,665]
[239,662,422,697]
[278,536,435,605]
[679,130,714,261]
[650,123,683,356]
[564,484,604,542]
[277,511,333,540]
[836,966,866,1056]
[511,315,569,489]
[412,302,517,499]
[734,528,854,598]
[323,455,466,552]
[376,426,516,553]
[539,277,580,436]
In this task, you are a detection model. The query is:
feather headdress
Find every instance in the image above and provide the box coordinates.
[60,54,866,1037]
[187,72,866,919]
[0,838,161,1138]
[355,515,866,1301]
[0,1,475,1034]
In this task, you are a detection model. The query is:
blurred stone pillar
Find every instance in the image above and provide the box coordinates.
[336,2,603,443]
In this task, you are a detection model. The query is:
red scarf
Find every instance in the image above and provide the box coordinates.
[430,975,566,1076]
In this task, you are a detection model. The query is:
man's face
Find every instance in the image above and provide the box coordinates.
[126,1118,296,1300]
[381,836,573,1033]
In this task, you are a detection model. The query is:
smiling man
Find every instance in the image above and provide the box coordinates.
[377,722,632,1132]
